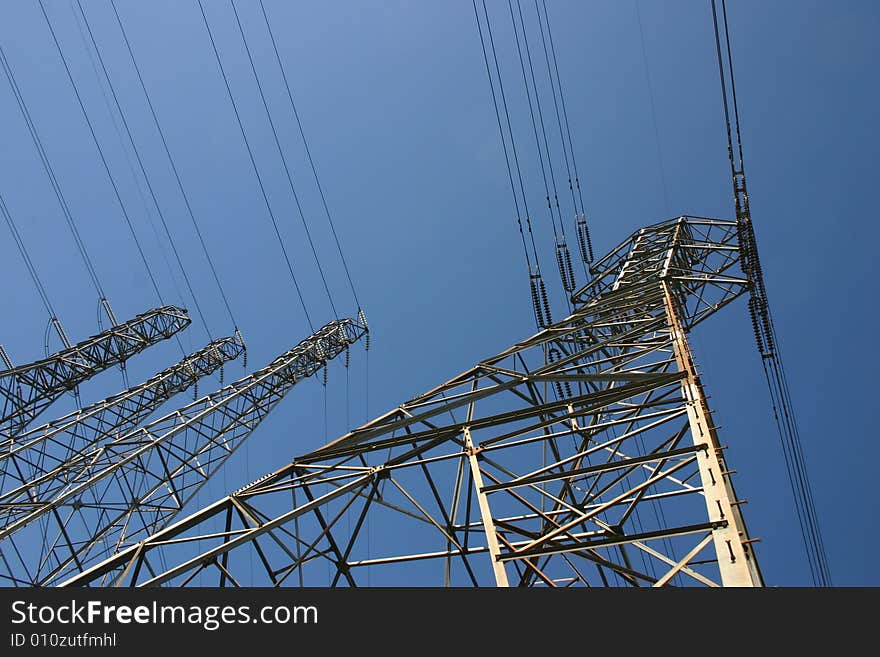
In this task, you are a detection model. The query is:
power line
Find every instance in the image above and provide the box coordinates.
[509,0,576,299]
[0,42,109,308]
[483,0,547,276]
[36,0,179,328]
[486,0,554,249]
[513,0,567,245]
[533,0,578,231]
[0,190,78,395]
[258,0,362,313]
[473,0,556,331]
[472,0,536,276]
[196,0,313,333]
[538,0,594,265]
[710,0,831,586]
[106,0,241,335]
[229,0,337,320]
[0,191,57,321]
[633,0,671,216]
[69,2,189,318]
[64,0,221,342]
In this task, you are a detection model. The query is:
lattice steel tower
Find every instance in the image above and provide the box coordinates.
[64,216,764,588]
[0,316,367,586]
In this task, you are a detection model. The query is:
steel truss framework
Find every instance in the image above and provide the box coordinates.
[0,334,246,502]
[64,216,764,588]
[0,306,191,438]
[0,318,366,586]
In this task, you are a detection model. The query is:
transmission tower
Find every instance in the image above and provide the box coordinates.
[63,216,763,588]
[0,317,366,586]
[0,333,245,496]
[0,306,190,438]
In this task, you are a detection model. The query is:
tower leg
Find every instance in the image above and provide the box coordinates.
[663,282,763,587]
[465,429,509,587]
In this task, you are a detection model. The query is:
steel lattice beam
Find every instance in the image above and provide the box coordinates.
[0,318,366,586]
[0,306,190,437]
[61,216,763,588]
[0,333,245,500]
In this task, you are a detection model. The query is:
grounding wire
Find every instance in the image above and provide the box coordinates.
[196,0,313,333]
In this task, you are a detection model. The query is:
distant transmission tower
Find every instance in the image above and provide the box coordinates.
[64,217,764,588]
[0,317,366,586]
[0,306,190,438]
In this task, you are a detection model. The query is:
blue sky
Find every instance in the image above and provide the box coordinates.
[0,0,877,586]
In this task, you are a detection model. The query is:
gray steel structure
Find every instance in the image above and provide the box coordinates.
[0,318,366,586]
[0,306,190,438]
[0,334,246,502]
[64,216,764,588]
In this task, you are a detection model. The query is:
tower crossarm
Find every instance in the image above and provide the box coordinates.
[0,306,191,437]
[573,216,749,329]
[0,318,366,586]
[0,334,245,496]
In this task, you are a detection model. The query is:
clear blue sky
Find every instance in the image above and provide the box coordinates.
[0,0,876,586]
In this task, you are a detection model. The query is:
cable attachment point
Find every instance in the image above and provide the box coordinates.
[232,326,247,370]
[358,308,370,352]
[555,242,576,292]
[748,297,764,354]
[539,277,553,327]
[576,214,594,264]
[530,275,546,328]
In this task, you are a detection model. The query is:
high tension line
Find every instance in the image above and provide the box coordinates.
[197,0,314,333]
[710,0,830,586]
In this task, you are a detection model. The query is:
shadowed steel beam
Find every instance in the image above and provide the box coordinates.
[0,306,190,437]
